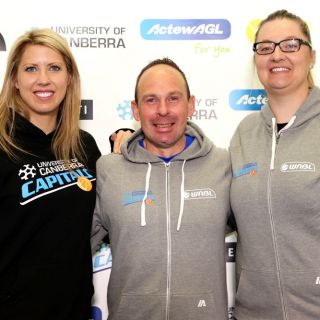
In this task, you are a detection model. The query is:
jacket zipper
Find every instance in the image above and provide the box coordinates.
[267,133,288,320]
[165,163,172,320]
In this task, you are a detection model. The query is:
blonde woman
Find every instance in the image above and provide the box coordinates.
[0,28,101,320]
[230,10,319,319]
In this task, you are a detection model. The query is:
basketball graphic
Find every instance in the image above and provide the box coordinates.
[249,170,256,176]
[145,198,153,205]
[77,176,92,191]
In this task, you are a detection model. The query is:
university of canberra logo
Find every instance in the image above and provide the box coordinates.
[0,33,6,51]
[140,19,231,40]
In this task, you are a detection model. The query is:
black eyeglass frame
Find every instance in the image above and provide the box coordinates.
[253,38,312,55]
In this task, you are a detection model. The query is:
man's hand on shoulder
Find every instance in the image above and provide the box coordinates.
[109,128,135,154]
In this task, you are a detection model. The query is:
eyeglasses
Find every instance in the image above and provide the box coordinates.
[253,38,312,55]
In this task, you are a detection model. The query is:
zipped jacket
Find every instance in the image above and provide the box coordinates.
[230,87,320,319]
[91,121,231,320]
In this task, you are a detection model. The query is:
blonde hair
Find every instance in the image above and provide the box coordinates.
[0,28,84,161]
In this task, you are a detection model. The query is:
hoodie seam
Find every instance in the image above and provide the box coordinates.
[267,170,289,320]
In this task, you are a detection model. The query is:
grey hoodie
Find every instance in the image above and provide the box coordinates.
[230,87,320,319]
[91,121,231,320]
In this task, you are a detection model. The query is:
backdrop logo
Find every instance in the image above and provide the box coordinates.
[80,100,93,120]
[92,242,112,273]
[116,100,133,120]
[225,241,236,263]
[90,306,102,320]
[0,33,6,51]
[51,26,126,48]
[229,89,267,111]
[140,19,231,40]
[189,97,218,120]
[246,19,262,42]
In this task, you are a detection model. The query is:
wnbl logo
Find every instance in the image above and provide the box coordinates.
[0,33,6,51]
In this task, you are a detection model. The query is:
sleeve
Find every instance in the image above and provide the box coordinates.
[91,201,108,251]
[90,159,108,251]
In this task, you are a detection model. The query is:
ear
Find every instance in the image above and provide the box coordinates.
[14,78,19,90]
[187,95,195,117]
[131,100,140,121]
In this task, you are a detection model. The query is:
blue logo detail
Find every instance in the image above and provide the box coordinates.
[92,242,112,273]
[123,190,156,206]
[229,89,267,111]
[117,100,133,120]
[90,306,102,320]
[234,162,259,179]
[140,19,231,40]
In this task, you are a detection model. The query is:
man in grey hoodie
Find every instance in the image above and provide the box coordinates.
[91,58,231,320]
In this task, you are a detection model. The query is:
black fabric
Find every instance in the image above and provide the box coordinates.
[0,112,101,320]
[277,122,288,131]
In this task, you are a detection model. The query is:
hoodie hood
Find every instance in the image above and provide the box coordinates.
[120,121,214,231]
[121,120,213,164]
[261,86,320,133]
[13,112,54,154]
[260,86,320,169]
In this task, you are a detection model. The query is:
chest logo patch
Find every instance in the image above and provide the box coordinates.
[233,162,258,179]
[280,162,315,172]
[18,159,95,205]
[184,188,216,200]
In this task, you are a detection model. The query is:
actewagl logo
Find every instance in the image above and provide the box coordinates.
[229,89,267,111]
[140,19,231,40]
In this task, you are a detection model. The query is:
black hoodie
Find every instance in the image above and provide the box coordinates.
[0,113,101,320]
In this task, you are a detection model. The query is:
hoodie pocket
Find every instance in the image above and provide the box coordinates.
[115,294,165,320]
[114,293,224,320]
[283,271,320,319]
[234,269,284,319]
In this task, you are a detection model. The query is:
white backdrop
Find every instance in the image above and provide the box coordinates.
[1,1,318,319]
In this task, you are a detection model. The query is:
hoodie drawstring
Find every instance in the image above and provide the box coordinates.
[141,162,152,226]
[269,115,296,170]
[176,160,186,231]
[270,118,277,170]
[140,160,187,231]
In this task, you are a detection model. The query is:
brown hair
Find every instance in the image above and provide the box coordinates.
[255,9,314,88]
[134,57,191,103]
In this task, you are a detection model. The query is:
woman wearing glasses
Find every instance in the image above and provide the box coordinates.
[230,9,319,319]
